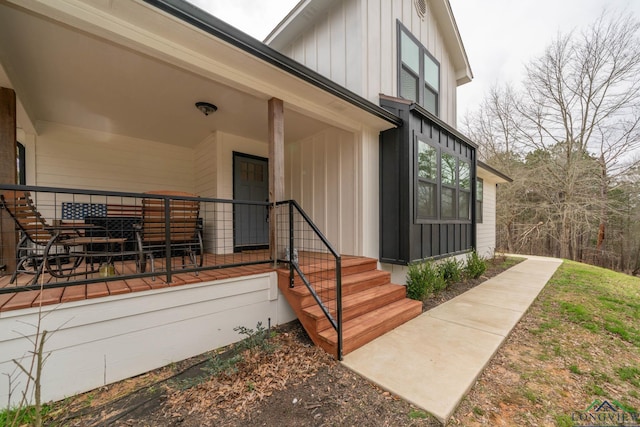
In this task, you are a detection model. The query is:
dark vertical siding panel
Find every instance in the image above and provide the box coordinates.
[448,224,455,253]
[422,224,431,258]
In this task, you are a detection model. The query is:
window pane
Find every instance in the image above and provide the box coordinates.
[459,162,470,190]
[400,68,418,102]
[476,200,483,223]
[441,153,456,186]
[424,53,439,89]
[459,191,470,219]
[401,31,420,74]
[417,181,436,218]
[441,187,455,218]
[418,140,437,180]
[424,87,437,115]
[477,179,483,201]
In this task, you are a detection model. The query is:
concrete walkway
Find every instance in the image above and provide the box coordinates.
[342,255,563,424]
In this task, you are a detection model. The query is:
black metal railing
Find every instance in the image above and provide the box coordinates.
[276,200,343,360]
[0,184,271,292]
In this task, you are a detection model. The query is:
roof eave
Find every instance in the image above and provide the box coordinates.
[143,0,402,128]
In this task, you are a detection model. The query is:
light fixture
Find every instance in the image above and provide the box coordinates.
[195,101,218,116]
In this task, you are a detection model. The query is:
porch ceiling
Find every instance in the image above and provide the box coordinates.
[0,2,327,147]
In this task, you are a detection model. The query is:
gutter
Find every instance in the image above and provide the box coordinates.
[142,0,403,128]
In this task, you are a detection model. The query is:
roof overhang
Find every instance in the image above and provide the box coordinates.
[0,0,400,147]
[428,0,473,86]
[477,161,512,183]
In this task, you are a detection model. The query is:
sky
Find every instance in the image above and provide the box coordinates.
[188,0,640,121]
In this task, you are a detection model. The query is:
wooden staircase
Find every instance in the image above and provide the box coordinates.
[277,256,423,358]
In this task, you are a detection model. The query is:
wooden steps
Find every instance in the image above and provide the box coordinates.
[277,256,423,358]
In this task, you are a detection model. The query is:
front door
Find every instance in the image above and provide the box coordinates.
[233,153,269,251]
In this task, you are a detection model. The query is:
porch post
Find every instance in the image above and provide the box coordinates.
[268,98,284,266]
[0,87,17,274]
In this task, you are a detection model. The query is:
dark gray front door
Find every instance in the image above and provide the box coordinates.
[233,153,269,251]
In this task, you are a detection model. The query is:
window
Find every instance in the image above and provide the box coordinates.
[398,23,440,116]
[416,140,437,218]
[476,178,484,223]
[17,142,25,185]
[459,162,470,220]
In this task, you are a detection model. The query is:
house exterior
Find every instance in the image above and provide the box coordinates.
[266,0,510,281]
[0,0,508,405]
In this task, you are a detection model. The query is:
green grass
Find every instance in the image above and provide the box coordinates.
[549,261,640,346]
[0,405,52,426]
[458,260,640,425]
[408,409,429,419]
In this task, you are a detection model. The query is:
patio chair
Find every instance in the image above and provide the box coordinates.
[0,190,126,285]
[134,191,203,278]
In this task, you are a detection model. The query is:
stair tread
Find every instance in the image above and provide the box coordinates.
[276,256,377,278]
[303,283,405,319]
[288,269,389,297]
[319,298,422,342]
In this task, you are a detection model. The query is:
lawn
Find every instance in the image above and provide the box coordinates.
[454,260,640,426]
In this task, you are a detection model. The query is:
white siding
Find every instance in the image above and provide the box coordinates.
[285,127,359,255]
[0,273,296,406]
[275,0,459,126]
[34,122,195,193]
[476,173,498,259]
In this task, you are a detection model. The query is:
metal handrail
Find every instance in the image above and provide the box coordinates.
[277,200,343,360]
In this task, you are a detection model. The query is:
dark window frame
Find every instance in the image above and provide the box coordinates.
[415,138,439,219]
[397,21,440,116]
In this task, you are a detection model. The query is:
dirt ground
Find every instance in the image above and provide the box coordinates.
[46,256,523,427]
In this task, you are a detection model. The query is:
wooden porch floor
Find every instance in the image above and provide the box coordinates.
[0,251,351,313]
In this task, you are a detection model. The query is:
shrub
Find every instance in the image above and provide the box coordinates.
[406,260,446,300]
[465,250,487,279]
[406,262,428,300]
[439,258,463,285]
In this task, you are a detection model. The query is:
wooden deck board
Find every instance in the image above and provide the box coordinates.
[0,250,277,312]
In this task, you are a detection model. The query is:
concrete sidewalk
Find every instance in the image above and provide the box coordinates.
[342,255,563,424]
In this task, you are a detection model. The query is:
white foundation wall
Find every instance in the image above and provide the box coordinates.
[476,173,498,259]
[285,127,360,256]
[0,273,296,406]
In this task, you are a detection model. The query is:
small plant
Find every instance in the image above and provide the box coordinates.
[438,258,463,285]
[554,414,575,427]
[406,262,429,300]
[465,250,487,279]
[406,261,446,300]
[472,406,485,416]
[233,322,275,353]
[569,364,582,375]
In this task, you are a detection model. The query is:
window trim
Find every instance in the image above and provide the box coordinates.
[476,178,484,224]
[17,141,26,185]
[397,21,440,116]
[415,137,439,219]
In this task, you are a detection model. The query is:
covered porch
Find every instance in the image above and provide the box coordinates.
[0,0,404,407]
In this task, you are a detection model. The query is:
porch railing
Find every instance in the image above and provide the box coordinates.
[276,200,343,360]
[0,184,272,293]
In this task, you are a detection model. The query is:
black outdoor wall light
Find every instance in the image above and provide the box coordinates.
[195,101,218,116]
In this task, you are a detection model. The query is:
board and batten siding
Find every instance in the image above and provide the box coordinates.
[274,0,458,126]
[285,127,360,256]
[476,170,499,259]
